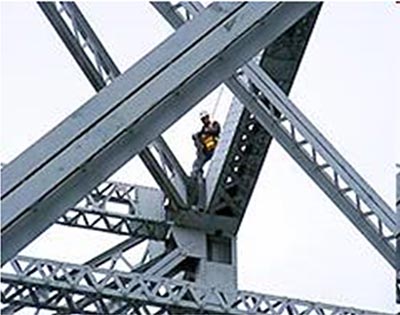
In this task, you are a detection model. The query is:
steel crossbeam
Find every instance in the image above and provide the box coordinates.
[1,256,390,315]
[36,1,189,210]
[1,2,395,312]
[1,2,318,265]
[153,1,318,223]
[55,181,170,239]
[153,2,396,268]
[56,207,169,239]
[153,1,320,227]
[233,62,396,268]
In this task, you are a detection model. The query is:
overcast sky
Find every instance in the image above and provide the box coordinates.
[1,1,399,314]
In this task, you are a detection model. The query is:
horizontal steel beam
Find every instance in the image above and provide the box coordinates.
[1,256,390,315]
[55,181,170,239]
[2,2,318,265]
[57,207,170,239]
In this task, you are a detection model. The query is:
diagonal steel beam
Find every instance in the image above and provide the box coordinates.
[239,61,396,268]
[1,2,318,265]
[152,1,322,229]
[34,1,189,210]
[1,255,391,315]
[205,69,397,267]
[154,2,396,268]
[205,7,321,220]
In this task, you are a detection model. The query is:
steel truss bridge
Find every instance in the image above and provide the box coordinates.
[1,2,399,314]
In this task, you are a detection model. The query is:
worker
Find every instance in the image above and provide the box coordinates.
[191,110,221,178]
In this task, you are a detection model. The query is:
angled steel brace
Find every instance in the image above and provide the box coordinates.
[142,247,187,277]
[34,1,189,210]
[224,62,396,268]
[154,1,396,269]
[206,7,321,221]
[2,2,318,265]
[141,148,187,209]
[1,256,391,315]
[152,2,322,229]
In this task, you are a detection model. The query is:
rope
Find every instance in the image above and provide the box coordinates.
[211,86,224,118]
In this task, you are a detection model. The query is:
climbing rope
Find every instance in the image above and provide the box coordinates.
[211,85,224,119]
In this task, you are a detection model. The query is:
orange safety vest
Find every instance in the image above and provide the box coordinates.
[201,134,218,152]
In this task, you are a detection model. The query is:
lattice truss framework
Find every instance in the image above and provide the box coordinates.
[1,2,398,314]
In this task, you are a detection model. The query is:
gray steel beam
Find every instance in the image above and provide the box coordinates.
[225,62,396,268]
[2,2,318,265]
[142,248,186,277]
[35,2,189,210]
[1,256,390,315]
[154,1,396,268]
[37,1,106,91]
[56,181,170,239]
[57,207,170,239]
[152,1,321,226]
[206,7,321,222]
[141,148,187,209]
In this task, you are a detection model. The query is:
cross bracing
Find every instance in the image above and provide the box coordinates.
[1,1,319,265]
[154,1,397,268]
[38,1,190,210]
[1,256,391,315]
[0,1,396,314]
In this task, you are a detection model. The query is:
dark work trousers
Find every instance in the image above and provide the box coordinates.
[191,137,214,178]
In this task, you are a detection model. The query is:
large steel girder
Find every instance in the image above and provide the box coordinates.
[1,2,319,265]
[1,256,391,315]
[227,63,396,268]
[37,1,189,210]
[205,6,322,223]
[153,1,396,269]
[152,1,319,228]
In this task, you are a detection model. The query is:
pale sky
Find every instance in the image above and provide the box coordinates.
[1,1,399,314]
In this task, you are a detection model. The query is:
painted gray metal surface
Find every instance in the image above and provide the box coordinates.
[1,1,241,199]
[153,1,322,231]
[238,62,396,268]
[38,1,189,210]
[206,7,321,224]
[1,1,395,312]
[55,181,170,239]
[164,0,397,271]
[154,3,397,271]
[1,255,391,315]
[1,2,318,265]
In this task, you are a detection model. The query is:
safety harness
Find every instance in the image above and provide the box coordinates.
[201,134,218,152]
